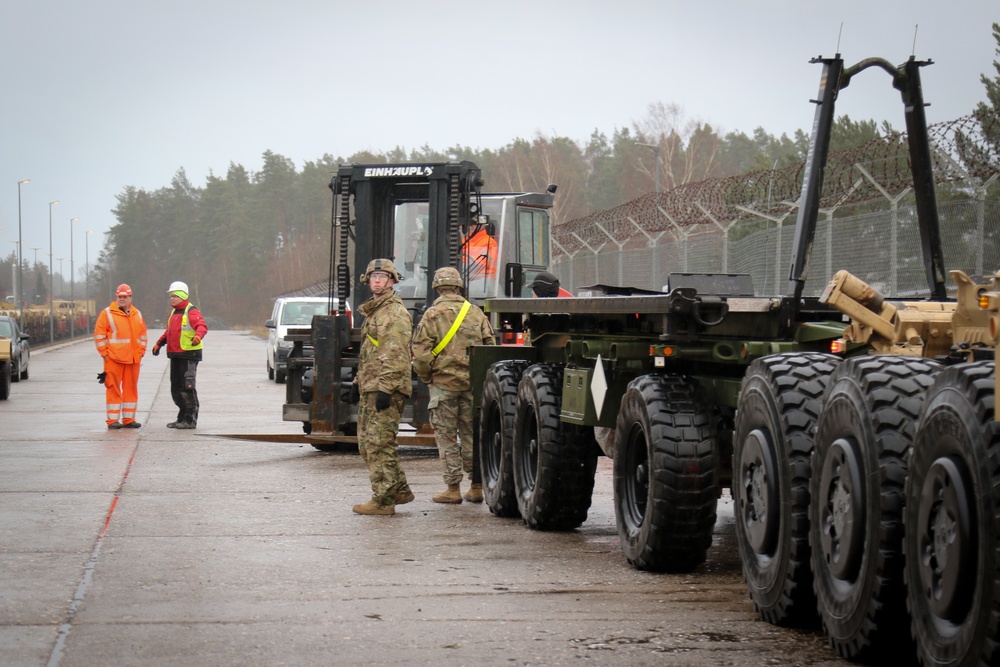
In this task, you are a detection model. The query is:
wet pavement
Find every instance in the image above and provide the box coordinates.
[0,330,852,666]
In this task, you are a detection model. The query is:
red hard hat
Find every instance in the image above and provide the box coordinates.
[116,283,133,296]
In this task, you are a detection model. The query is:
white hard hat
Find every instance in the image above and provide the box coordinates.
[167,280,189,294]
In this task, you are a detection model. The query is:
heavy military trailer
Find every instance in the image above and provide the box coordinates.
[468,54,1000,667]
[470,280,846,561]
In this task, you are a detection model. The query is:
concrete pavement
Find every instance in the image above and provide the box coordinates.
[0,330,850,666]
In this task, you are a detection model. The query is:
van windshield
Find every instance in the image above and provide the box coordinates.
[281,302,328,325]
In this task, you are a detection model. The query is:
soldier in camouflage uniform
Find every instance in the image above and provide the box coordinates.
[352,259,415,516]
[411,267,495,504]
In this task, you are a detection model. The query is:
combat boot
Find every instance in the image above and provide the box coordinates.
[464,483,484,503]
[352,501,395,516]
[432,484,463,504]
[395,489,415,504]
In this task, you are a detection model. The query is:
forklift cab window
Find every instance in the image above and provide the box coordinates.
[394,202,428,282]
[517,208,550,268]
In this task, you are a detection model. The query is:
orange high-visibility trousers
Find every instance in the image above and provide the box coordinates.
[104,359,140,426]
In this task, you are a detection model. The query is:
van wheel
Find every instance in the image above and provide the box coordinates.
[275,369,286,384]
[268,360,274,380]
[0,361,10,399]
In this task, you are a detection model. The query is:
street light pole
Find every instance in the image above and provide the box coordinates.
[635,142,660,194]
[48,200,59,343]
[69,217,79,339]
[16,178,30,326]
[30,247,41,305]
[85,230,93,334]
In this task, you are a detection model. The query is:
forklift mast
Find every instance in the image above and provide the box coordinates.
[328,161,484,323]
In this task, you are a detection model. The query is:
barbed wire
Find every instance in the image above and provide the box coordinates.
[555,111,1000,255]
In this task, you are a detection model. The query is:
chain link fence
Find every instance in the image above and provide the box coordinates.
[553,111,1000,298]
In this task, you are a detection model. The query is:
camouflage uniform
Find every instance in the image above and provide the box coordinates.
[412,292,495,486]
[356,287,413,509]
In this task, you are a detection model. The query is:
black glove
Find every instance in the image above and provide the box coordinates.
[349,383,360,405]
[152,344,161,356]
[96,371,107,384]
[375,391,392,412]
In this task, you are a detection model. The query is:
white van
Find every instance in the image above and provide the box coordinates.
[265,297,348,383]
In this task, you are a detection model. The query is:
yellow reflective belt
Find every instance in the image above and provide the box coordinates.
[367,333,378,347]
[432,300,472,357]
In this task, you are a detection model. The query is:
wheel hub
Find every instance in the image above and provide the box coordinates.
[818,437,864,580]
[740,428,778,555]
[917,455,974,621]
[635,462,648,487]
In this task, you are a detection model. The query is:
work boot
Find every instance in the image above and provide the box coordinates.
[464,483,484,503]
[432,484,463,504]
[107,422,123,430]
[352,501,395,516]
[395,489,415,505]
[124,421,142,429]
[166,422,179,428]
[174,422,196,430]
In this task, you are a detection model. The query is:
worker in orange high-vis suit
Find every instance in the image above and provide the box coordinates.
[94,283,148,429]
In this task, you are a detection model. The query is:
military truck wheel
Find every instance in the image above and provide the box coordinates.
[904,362,1000,667]
[0,361,10,400]
[613,373,718,572]
[810,356,940,660]
[732,352,839,625]
[480,360,527,518]
[513,364,597,530]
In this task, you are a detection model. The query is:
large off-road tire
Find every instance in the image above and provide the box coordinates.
[613,373,718,572]
[0,361,10,400]
[479,360,528,518]
[733,352,840,625]
[512,364,598,530]
[810,356,941,660]
[904,362,1000,667]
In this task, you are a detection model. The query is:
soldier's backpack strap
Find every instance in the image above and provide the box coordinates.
[431,300,472,357]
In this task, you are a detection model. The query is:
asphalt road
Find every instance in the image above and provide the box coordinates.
[0,330,854,666]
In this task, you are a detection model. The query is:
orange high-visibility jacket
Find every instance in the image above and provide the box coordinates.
[94,302,148,364]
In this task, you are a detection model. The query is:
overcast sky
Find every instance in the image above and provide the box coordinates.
[1,1,996,288]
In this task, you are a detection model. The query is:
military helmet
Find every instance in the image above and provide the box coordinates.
[431,267,463,289]
[360,258,402,284]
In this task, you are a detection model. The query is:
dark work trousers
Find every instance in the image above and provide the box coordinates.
[169,358,200,425]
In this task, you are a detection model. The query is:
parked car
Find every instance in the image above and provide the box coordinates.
[265,297,349,383]
[0,314,30,382]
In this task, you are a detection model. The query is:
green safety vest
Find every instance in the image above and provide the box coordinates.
[179,303,203,351]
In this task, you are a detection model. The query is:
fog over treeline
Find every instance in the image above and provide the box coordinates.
[4,23,999,328]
